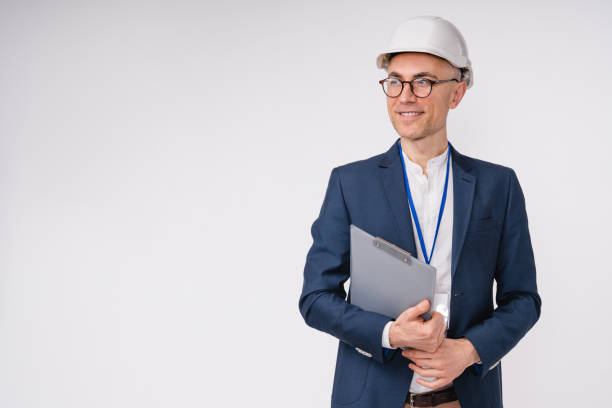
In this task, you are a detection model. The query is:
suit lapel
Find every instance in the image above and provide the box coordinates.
[378,139,476,281]
[378,139,417,257]
[450,143,475,280]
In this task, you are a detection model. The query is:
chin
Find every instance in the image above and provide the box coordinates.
[398,131,426,141]
[403,135,428,142]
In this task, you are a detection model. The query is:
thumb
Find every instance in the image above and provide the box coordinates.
[399,299,430,321]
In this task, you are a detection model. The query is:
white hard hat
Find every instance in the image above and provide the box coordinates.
[376,16,474,89]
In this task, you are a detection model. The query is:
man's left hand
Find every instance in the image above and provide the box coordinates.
[401,338,481,389]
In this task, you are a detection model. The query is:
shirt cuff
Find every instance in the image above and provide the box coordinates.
[381,320,396,349]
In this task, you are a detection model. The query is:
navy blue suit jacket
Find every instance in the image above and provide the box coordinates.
[298,139,541,408]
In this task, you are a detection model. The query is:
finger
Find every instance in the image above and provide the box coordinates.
[400,299,430,320]
[411,358,441,369]
[402,349,433,360]
[409,363,444,378]
[430,311,443,320]
[428,312,444,326]
[438,327,446,343]
[415,376,450,390]
[423,314,443,332]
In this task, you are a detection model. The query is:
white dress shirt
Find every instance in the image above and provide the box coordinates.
[380,144,454,394]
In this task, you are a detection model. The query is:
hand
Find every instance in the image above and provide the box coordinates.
[401,338,481,389]
[388,299,445,353]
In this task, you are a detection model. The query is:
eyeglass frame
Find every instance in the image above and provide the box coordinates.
[378,76,460,98]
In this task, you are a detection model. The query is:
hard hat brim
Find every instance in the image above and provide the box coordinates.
[376,47,473,89]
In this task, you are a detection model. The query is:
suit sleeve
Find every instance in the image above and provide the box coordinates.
[462,169,542,378]
[298,167,397,364]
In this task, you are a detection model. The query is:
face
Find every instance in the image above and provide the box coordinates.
[384,52,467,143]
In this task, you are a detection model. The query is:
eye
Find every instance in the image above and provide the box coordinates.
[387,78,402,85]
[413,78,430,87]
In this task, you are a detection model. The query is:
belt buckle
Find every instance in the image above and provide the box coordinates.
[409,393,415,408]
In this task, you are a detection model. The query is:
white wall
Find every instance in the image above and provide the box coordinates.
[0,0,610,406]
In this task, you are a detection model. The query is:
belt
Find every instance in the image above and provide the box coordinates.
[406,386,458,407]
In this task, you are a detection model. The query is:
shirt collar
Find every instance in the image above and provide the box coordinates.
[401,145,449,175]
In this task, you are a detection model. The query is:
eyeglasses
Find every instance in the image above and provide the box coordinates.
[379,77,459,98]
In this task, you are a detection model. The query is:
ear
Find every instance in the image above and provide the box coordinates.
[449,81,467,109]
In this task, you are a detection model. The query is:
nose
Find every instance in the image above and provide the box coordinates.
[398,82,418,103]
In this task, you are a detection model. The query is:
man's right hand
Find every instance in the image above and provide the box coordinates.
[388,299,446,353]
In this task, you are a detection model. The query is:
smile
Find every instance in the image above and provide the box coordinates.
[398,112,424,119]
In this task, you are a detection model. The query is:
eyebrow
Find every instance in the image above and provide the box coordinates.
[388,71,439,80]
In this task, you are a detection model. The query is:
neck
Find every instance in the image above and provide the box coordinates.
[399,134,449,175]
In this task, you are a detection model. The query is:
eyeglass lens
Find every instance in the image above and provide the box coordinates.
[383,79,431,98]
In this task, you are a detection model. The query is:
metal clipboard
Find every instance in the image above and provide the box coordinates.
[349,224,436,321]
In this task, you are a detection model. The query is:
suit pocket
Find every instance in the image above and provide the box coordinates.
[467,216,498,233]
[331,342,372,405]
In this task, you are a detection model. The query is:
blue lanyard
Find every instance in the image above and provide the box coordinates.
[397,140,451,265]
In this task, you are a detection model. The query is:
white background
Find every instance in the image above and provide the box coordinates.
[1,0,611,407]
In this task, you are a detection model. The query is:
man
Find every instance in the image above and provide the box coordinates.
[298,16,541,408]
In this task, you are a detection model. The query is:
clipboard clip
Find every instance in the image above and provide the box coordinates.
[372,236,413,264]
